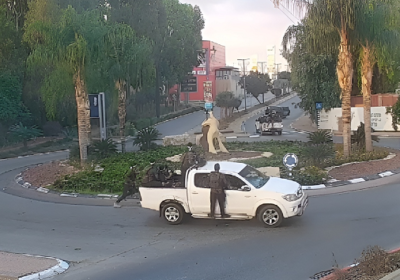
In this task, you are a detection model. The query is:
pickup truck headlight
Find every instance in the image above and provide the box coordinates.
[282,194,301,202]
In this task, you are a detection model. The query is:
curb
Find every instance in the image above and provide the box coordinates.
[302,153,399,190]
[18,255,69,280]
[14,166,140,201]
[311,247,400,280]
[226,134,261,139]
[302,168,400,190]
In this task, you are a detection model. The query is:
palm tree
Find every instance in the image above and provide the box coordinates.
[355,0,400,152]
[104,23,153,153]
[24,5,107,163]
[279,0,361,157]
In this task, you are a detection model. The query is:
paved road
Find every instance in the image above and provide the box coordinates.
[1,168,399,280]
[1,94,400,280]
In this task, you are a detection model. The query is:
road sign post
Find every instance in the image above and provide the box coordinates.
[283,153,298,177]
[315,102,323,129]
[89,92,106,140]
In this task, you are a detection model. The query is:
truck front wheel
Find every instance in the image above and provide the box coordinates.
[162,203,184,225]
[258,205,283,228]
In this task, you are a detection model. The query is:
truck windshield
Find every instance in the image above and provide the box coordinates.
[238,165,270,189]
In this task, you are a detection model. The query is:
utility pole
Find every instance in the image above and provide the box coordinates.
[258,62,267,74]
[258,61,267,103]
[274,63,281,79]
[238,58,250,112]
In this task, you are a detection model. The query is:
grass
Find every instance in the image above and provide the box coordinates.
[226,141,303,168]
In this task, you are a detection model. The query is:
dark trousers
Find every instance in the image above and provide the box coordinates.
[116,185,135,203]
[210,191,226,217]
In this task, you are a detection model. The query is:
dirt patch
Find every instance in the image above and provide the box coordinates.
[22,161,79,188]
[328,150,400,181]
[330,248,400,280]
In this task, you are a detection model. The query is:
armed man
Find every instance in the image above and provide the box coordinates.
[208,163,230,218]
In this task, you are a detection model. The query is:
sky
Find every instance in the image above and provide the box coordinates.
[181,0,300,71]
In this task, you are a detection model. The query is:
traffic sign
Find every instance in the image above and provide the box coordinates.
[181,76,198,92]
[283,153,298,169]
[205,102,213,110]
[315,102,323,110]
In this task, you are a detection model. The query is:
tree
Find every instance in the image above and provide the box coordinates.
[282,23,341,120]
[280,0,363,157]
[215,91,237,119]
[355,0,400,152]
[24,4,108,163]
[239,71,271,104]
[0,0,28,31]
[108,0,204,118]
[104,22,153,152]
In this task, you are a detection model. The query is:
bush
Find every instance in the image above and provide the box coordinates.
[69,144,80,161]
[134,126,161,151]
[89,138,118,160]
[301,143,335,167]
[282,166,327,186]
[54,146,188,194]
[308,130,332,144]
[332,145,389,166]
[9,122,42,148]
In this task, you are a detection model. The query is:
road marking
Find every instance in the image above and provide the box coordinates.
[348,178,366,184]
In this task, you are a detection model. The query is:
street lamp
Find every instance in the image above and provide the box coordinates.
[238,58,250,112]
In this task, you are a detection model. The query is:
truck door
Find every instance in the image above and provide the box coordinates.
[225,174,255,216]
[188,172,212,215]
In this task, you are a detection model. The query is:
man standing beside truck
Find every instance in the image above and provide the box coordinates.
[208,163,230,218]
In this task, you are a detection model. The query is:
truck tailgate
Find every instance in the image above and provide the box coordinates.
[139,187,188,211]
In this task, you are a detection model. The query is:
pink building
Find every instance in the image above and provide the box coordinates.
[179,41,226,102]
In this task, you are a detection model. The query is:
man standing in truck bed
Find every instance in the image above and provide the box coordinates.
[208,163,230,218]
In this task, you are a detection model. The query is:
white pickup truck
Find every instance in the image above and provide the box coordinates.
[139,161,308,228]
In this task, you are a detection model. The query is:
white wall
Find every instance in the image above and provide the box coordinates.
[319,107,395,132]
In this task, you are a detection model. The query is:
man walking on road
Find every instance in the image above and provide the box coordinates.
[114,167,137,208]
[208,163,230,218]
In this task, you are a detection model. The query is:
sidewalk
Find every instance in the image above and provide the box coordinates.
[0,251,68,280]
[291,114,400,137]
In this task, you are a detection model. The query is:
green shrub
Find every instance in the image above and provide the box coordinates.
[308,130,333,144]
[69,144,80,161]
[89,138,118,160]
[282,166,327,186]
[54,146,187,194]
[332,145,389,166]
[9,122,42,148]
[301,143,335,168]
[134,126,161,151]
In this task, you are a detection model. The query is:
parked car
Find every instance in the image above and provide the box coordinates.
[282,106,290,117]
[139,161,308,228]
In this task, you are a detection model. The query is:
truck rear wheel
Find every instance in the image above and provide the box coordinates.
[162,203,184,225]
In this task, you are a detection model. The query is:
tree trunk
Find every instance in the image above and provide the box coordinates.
[74,70,91,163]
[155,65,161,118]
[116,79,127,153]
[361,44,374,152]
[336,28,354,157]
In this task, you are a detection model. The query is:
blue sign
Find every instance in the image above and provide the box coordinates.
[205,102,213,110]
[283,153,298,169]
[89,94,100,118]
[315,102,323,110]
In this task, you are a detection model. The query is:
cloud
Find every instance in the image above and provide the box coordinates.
[181,0,298,68]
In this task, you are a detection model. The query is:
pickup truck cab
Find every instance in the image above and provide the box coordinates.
[139,161,308,228]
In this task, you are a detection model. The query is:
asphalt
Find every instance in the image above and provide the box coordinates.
[1,94,400,280]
